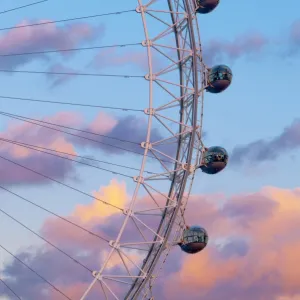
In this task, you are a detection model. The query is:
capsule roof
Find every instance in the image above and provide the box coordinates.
[196,0,220,14]
[205,146,228,155]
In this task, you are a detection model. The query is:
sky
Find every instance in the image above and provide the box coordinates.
[0,0,300,299]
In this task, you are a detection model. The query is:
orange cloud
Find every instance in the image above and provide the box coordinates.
[40,183,300,300]
[41,179,128,248]
[73,179,128,223]
[163,187,300,300]
[5,180,300,300]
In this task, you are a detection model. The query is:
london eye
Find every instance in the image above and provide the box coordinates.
[0,0,232,299]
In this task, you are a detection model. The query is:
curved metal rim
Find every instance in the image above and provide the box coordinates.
[125,0,204,298]
[80,0,205,298]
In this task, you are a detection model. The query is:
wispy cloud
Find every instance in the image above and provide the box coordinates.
[0,20,104,70]
[230,119,300,166]
[204,19,300,65]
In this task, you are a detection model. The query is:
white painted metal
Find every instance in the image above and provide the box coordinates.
[80,0,206,298]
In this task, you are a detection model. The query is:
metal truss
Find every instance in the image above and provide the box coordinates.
[80,0,205,299]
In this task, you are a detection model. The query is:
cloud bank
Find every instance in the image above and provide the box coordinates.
[0,111,166,185]
[1,181,300,299]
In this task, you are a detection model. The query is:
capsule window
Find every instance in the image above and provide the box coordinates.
[208,66,232,83]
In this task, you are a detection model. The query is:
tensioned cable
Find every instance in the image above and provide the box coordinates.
[0,244,72,300]
[0,137,156,175]
[0,42,141,57]
[0,9,135,31]
[0,278,21,300]
[0,184,109,242]
[0,111,143,151]
[0,112,139,145]
[0,137,132,178]
[0,154,123,212]
[0,208,94,273]
[0,111,144,155]
[0,95,143,111]
[0,111,143,155]
[0,111,174,164]
[0,0,47,15]
[0,69,143,78]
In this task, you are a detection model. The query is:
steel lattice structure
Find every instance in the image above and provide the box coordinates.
[0,0,234,299]
[80,0,208,299]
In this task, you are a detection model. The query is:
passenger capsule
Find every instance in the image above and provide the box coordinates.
[179,226,208,254]
[196,0,220,14]
[200,146,228,175]
[206,65,232,93]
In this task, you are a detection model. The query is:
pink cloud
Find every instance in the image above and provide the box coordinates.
[0,110,165,184]
[49,282,98,300]
[89,47,167,74]
[204,32,269,65]
[203,19,300,65]
[291,20,300,43]
[288,20,300,55]
[0,20,104,70]
[88,112,118,135]
[2,183,300,299]
[162,187,300,300]
[69,112,164,155]
[91,48,148,71]
[0,112,82,185]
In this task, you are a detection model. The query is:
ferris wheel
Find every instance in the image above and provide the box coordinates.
[0,0,232,299]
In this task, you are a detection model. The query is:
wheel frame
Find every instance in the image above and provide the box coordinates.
[80,1,205,299]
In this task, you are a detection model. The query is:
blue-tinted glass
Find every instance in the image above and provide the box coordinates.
[209,65,232,82]
[196,0,220,14]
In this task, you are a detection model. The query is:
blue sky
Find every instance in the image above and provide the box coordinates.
[0,0,300,297]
